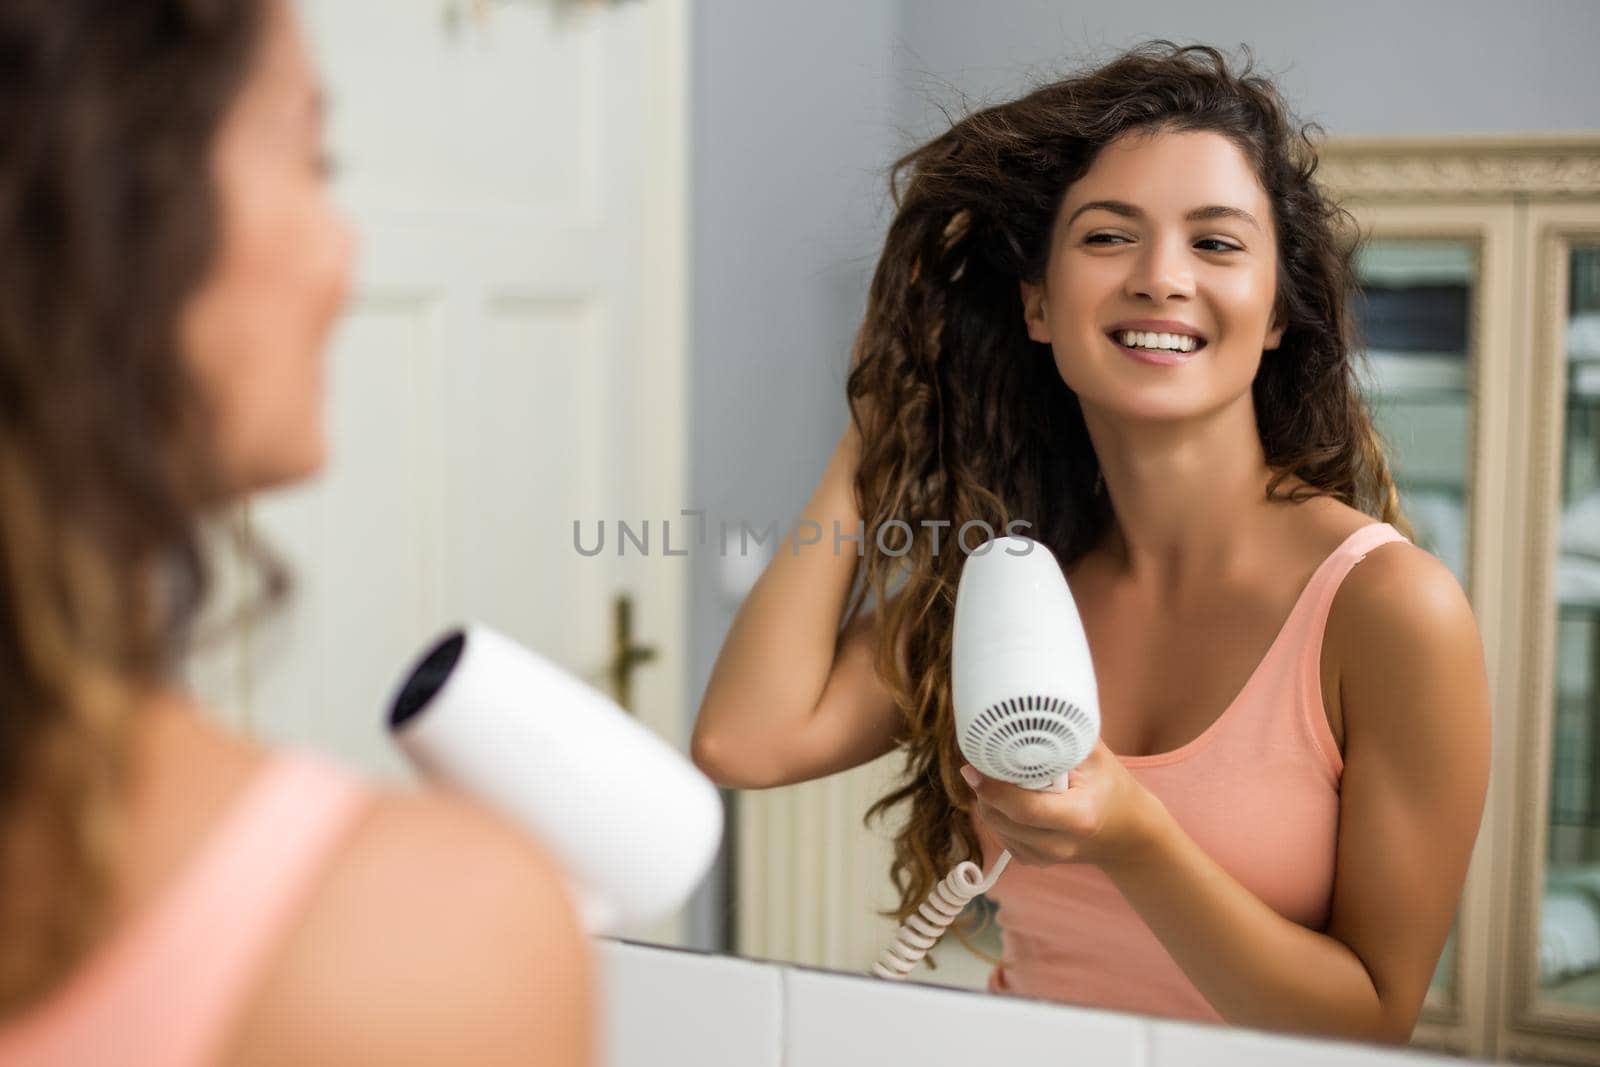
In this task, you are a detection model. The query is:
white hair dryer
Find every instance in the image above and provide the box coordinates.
[386,623,723,936]
[952,535,1101,789]
[873,535,1101,979]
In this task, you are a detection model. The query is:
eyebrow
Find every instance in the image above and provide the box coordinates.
[1066,199,1263,233]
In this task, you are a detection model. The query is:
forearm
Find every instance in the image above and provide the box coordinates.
[1104,800,1408,1043]
[692,432,864,783]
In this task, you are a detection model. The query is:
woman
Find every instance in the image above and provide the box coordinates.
[693,41,1490,1044]
[0,2,589,1064]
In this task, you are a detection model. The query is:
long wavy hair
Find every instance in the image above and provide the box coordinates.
[846,41,1408,944]
[0,0,276,1014]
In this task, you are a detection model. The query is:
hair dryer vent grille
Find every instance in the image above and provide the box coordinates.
[962,694,1094,785]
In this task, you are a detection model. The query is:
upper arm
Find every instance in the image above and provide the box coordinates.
[694,595,908,789]
[1324,542,1491,1035]
[225,789,592,1067]
[784,599,909,782]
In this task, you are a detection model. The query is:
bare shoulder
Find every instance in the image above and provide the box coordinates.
[222,786,592,1067]
[1325,525,1486,743]
[1313,521,1490,1027]
[1331,531,1476,652]
[1290,493,1466,631]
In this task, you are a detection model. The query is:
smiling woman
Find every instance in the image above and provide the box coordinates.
[692,40,1490,1045]
[1023,130,1287,420]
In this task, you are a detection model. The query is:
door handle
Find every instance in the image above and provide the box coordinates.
[609,592,658,713]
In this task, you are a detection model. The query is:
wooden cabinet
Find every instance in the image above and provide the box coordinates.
[1321,135,1600,1063]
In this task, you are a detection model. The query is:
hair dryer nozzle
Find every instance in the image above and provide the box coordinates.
[390,630,466,729]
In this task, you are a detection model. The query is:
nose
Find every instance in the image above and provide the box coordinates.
[1122,233,1194,304]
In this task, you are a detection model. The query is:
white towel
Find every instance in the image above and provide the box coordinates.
[1541,887,1600,985]
[1570,312,1600,362]
[1562,489,1600,563]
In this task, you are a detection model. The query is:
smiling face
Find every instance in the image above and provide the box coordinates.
[1020,128,1285,424]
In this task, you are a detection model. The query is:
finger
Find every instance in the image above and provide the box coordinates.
[973,778,1066,830]
[990,832,1052,868]
[975,800,1063,854]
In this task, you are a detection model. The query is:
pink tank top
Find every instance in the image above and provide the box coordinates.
[0,750,371,1067]
[976,522,1409,1021]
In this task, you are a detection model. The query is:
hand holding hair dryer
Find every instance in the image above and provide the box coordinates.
[386,623,723,936]
[873,535,1101,979]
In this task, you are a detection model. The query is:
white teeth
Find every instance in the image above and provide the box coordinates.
[1116,330,1199,353]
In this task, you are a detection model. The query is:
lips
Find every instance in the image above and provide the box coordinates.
[1106,332,1203,367]
[1104,329,1208,354]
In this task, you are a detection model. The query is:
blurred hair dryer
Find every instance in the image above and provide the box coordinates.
[385,623,723,936]
[873,534,1101,979]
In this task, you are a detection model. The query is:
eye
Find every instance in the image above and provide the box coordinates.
[1196,238,1241,253]
[1084,233,1129,246]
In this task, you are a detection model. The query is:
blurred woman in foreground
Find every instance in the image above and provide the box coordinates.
[0,2,590,1064]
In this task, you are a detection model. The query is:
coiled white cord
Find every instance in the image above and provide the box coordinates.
[870,849,1012,980]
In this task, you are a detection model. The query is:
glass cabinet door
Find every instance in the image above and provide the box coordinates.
[1536,244,1600,1015]
[1353,238,1479,1008]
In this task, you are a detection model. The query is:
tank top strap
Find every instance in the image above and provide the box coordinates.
[1299,522,1411,627]
[0,748,372,1067]
[150,749,373,1065]
[1291,522,1411,777]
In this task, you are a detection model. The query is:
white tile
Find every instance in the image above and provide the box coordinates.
[784,964,1148,1066]
[1148,1017,1468,1067]
[597,940,782,1067]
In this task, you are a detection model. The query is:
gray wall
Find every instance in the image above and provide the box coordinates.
[687,0,897,948]
[892,0,1600,143]
[686,0,1600,951]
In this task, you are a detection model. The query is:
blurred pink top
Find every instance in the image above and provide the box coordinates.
[0,750,370,1066]
[977,522,1409,1022]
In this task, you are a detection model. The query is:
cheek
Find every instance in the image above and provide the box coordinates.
[182,190,352,491]
[1212,265,1279,330]
[1039,269,1111,379]
[303,203,355,333]
[254,193,352,347]
[1048,261,1117,322]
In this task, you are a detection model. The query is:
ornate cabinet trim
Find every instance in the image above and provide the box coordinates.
[1320,136,1600,200]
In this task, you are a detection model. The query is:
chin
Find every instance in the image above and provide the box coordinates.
[1104,397,1216,424]
[1084,379,1253,427]
[1068,361,1256,426]
[243,437,328,495]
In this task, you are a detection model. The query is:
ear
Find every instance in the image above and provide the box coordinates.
[1263,307,1286,351]
[1019,280,1051,344]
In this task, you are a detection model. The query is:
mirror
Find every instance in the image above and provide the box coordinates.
[1539,245,1600,1013]
[187,3,1600,1063]
[1355,239,1478,1009]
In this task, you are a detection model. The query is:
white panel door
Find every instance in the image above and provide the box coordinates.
[192,1,688,802]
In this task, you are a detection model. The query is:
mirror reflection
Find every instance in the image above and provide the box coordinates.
[1544,246,1600,1011]
[694,52,1491,1052]
[1355,239,1479,1009]
[14,0,1589,1065]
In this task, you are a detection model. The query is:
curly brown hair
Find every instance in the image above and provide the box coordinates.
[0,0,277,1014]
[844,41,1408,946]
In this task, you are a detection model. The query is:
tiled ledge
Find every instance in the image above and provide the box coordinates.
[597,940,1485,1067]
